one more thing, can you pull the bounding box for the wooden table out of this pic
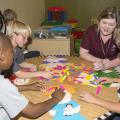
[18,56,118,120]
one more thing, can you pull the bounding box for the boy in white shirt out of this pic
[0,32,65,120]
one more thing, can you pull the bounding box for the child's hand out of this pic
[79,91,98,104]
[51,88,65,101]
[29,64,37,72]
[39,72,53,79]
[28,82,46,91]
[93,61,104,70]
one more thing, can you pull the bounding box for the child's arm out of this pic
[14,70,52,79]
[79,91,120,114]
[19,62,37,72]
[16,82,46,92]
[21,88,65,118]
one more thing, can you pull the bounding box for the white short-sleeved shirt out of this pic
[0,75,29,120]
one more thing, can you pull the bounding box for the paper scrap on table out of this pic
[43,56,67,63]
[96,86,102,95]
[14,78,30,85]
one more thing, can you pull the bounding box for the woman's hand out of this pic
[79,91,98,104]
[93,60,104,70]
[102,59,112,69]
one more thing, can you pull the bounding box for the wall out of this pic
[0,0,45,29]
[45,0,120,30]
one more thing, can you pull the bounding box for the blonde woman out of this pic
[80,7,120,70]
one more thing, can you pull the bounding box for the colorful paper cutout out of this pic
[40,57,120,89]
[49,92,86,120]
[43,56,67,63]
[94,70,119,78]
[102,83,111,87]
[96,86,102,95]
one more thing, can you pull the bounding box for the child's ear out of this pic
[0,51,5,62]
[12,33,17,37]
[10,33,15,39]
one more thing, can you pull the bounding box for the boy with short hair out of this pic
[0,32,65,119]
[6,20,52,79]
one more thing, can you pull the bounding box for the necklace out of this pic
[100,37,111,58]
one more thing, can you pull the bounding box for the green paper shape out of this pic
[94,70,119,78]
[102,83,112,87]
